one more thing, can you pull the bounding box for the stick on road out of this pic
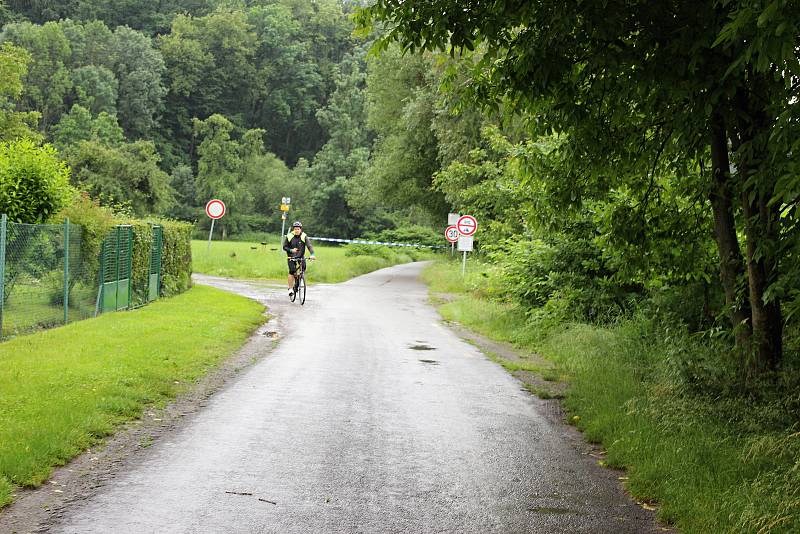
[54,262,659,533]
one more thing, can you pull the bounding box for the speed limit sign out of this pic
[445,225,459,243]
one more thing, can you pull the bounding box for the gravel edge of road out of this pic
[0,300,280,534]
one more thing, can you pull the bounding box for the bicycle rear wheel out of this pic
[299,274,306,305]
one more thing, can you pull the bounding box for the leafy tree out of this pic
[68,139,174,216]
[51,104,124,152]
[354,45,447,222]
[0,21,72,130]
[0,42,39,140]
[0,137,72,223]
[167,164,196,220]
[108,26,165,139]
[69,65,118,115]
[3,0,79,23]
[307,52,370,237]
[246,2,324,164]
[158,11,256,164]
[357,0,800,377]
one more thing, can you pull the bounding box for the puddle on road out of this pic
[418,359,440,365]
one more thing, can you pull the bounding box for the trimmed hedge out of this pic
[58,196,192,305]
[115,218,192,304]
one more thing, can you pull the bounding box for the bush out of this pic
[157,219,192,296]
[56,193,116,286]
[0,138,73,223]
[114,217,192,300]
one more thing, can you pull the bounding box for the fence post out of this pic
[126,226,133,309]
[63,218,70,325]
[0,214,6,339]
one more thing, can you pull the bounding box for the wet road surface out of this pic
[53,262,659,533]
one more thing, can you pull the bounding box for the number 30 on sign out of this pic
[445,225,459,243]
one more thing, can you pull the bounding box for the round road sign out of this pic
[205,199,226,219]
[457,215,477,236]
[445,225,459,243]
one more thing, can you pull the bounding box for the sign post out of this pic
[445,225,459,258]
[456,215,478,275]
[205,199,226,251]
[280,196,291,240]
[448,213,459,256]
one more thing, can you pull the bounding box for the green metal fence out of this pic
[149,225,163,303]
[0,216,165,340]
[0,215,96,338]
[98,225,133,313]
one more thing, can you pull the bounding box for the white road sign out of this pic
[445,225,459,243]
[448,212,460,225]
[457,215,477,236]
[457,236,474,251]
[205,199,226,219]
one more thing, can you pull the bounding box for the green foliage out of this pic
[69,64,118,115]
[358,0,800,373]
[427,259,800,532]
[352,45,447,220]
[55,192,115,284]
[0,42,39,140]
[68,139,174,216]
[51,104,124,151]
[156,218,192,296]
[0,138,72,223]
[0,20,73,130]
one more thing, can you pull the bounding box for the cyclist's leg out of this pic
[287,259,296,293]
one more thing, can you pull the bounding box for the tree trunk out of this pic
[709,110,751,361]
[732,83,783,377]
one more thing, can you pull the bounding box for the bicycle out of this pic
[289,257,313,305]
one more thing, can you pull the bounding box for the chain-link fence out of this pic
[0,216,165,339]
[0,215,96,338]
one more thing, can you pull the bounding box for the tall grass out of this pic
[425,260,800,533]
[0,285,264,507]
[192,240,434,283]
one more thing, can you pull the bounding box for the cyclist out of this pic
[283,221,315,298]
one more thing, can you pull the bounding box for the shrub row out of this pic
[58,197,192,304]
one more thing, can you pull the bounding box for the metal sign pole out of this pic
[207,218,215,251]
[462,251,467,276]
[281,217,286,242]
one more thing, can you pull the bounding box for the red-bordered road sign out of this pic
[205,199,226,219]
[445,225,459,243]
[457,215,477,236]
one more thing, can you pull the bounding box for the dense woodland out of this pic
[2,1,800,529]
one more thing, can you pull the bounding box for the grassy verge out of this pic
[0,285,265,508]
[423,260,800,533]
[192,240,435,282]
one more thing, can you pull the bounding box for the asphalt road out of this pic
[53,262,659,533]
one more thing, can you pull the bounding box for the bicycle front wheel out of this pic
[299,274,306,305]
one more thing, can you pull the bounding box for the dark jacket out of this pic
[283,231,314,259]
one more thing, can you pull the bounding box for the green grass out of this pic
[2,282,96,337]
[0,285,265,507]
[424,260,800,533]
[193,240,434,282]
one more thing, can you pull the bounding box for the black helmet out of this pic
[292,221,303,228]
